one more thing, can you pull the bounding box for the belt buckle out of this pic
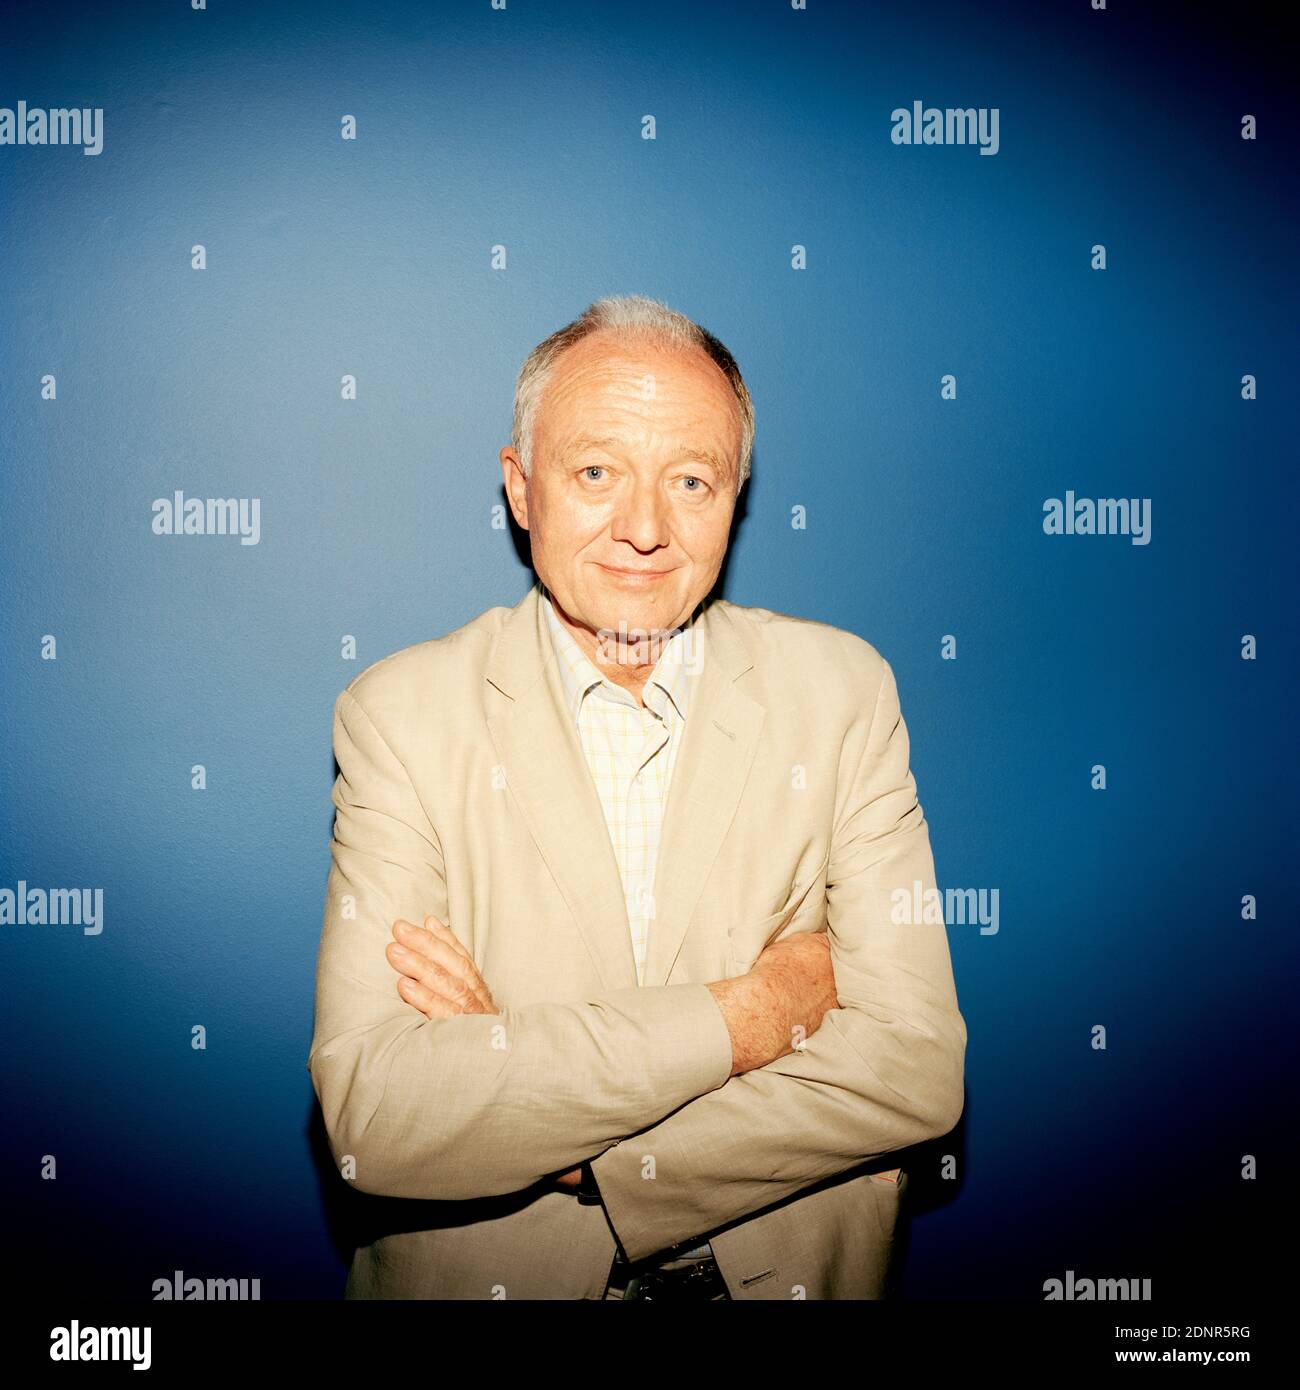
[617,1255,726,1301]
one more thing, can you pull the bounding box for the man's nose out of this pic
[610,478,670,552]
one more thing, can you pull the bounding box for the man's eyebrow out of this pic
[557,433,734,478]
[556,433,623,466]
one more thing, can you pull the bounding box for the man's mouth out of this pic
[596,563,673,582]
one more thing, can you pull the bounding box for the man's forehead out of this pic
[553,430,736,479]
[548,337,737,418]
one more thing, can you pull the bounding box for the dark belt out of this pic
[604,1251,731,1301]
[560,1165,731,1299]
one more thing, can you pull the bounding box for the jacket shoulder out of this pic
[334,602,511,723]
[719,599,891,690]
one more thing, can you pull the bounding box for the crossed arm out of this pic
[308,661,966,1261]
[380,911,838,1193]
[586,661,967,1259]
[311,687,758,1201]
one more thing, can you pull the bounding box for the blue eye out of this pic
[584,466,605,480]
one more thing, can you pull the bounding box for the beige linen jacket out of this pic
[307,579,966,1300]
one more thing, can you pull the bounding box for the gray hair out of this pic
[511,294,754,488]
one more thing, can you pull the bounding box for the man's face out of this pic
[500,331,743,652]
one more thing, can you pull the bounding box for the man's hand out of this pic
[707,930,839,1077]
[548,934,839,1193]
[386,916,498,1018]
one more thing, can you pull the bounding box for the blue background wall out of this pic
[2,0,1294,1301]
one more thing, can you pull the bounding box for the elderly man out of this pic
[307,294,966,1300]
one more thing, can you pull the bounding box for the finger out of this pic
[396,973,463,1020]
[424,916,475,964]
[385,938,479,1003]
[386,941,495,1015]
[390,918,476,982]
[391,917,470,964]
[396,963,494,1018]
[391,919,493,1010]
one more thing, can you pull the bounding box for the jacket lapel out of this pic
[641,597,763,986]
[485,579,764,992]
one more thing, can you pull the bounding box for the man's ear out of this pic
[499,446,530,530]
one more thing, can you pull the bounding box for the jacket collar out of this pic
[537,580,704,723]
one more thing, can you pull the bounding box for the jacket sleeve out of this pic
[306,686,734,1201]
[588,657,967,1263]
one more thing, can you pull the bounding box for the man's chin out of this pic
[585,601,686,658]
[590,603,677,638]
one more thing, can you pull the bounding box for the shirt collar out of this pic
[539,582,704,724]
